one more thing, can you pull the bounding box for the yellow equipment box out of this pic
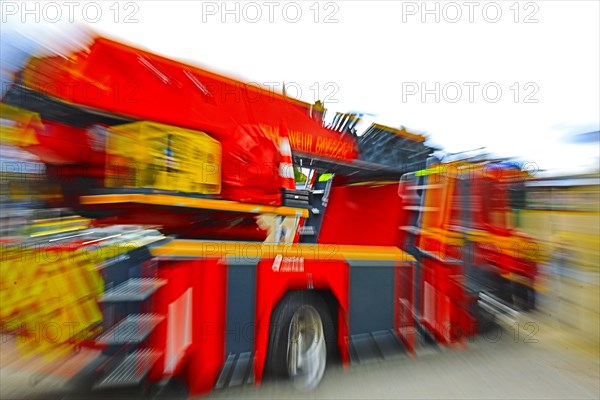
[0,103,42,147]
[106,121,221,194]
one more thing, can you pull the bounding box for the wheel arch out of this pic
[263,288,338,386]
[253,259,350,384]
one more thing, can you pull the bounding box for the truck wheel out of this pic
[266,291,334,391]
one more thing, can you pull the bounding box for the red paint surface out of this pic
[186,258,227,395]
[26,120,94,165]
[20,37,359,205]
[147,259,189,381]
[419,257,475,345]
[147,258,227,396]
[93,210,269,241]
[253,258,349,383]
[318,182,403,246]
[23,39,358,160]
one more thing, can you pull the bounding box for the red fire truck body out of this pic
[0,35,539,397]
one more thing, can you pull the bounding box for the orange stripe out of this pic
[151,240,415,262]
[80,194,309,217]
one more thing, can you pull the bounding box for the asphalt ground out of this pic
[204,313,599,400]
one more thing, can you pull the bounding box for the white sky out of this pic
[2,0,599,174]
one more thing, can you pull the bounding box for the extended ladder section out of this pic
[358,124,434,172]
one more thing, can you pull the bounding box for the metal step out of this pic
[214,352,254,389]
[95,314,164,345]
[99,278,166,303]
[215,354,236,389]
[349,330,407,364]
[93,349,162,390]
[371,330,407,360]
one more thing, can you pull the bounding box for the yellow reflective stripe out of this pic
[151,240,415,262]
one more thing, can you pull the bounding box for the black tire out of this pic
[266,291,336,390]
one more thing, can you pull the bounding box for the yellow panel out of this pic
[0,103,42,147]
[0,243,106,360]
[106,121,222,194]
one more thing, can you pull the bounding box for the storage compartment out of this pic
[105,121,221,194]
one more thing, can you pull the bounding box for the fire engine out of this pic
[0,35,539,397]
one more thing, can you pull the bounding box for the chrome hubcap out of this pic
[287,305,326,390]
